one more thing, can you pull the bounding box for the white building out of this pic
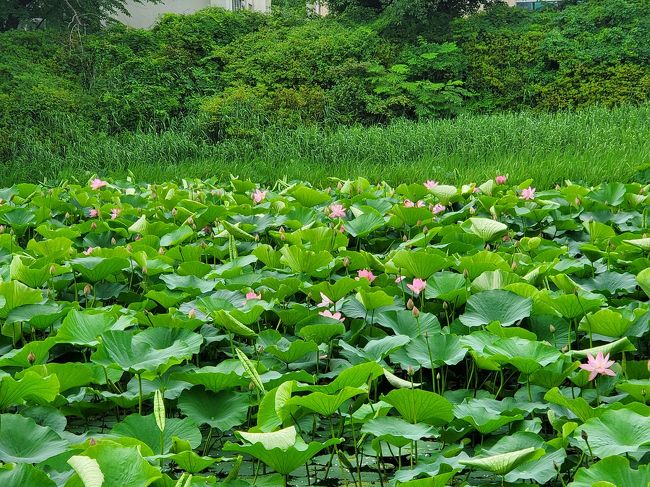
[116,0,271,29]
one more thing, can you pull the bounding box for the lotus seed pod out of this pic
[406,298,414,310]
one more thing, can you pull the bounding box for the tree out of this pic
[0,0,160,32]
[325,0,494,39]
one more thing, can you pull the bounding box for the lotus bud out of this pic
[463,269,469,279]
[422,226,428,234]
[416,220,422,227]
[0,225,5,234]
[111,237,117,246]
[279,227,286,241]
[200,240,207,249]
[126,244,132,253]
[248,382,255,391]
[511,261,517,270]
[402,235,408,242]
[549,324,556,334]
[254,234,260,241]
[342,256,350,267]
[406,365,414,376]
[83,284,93,295]
[89,438,97,446]
[406,298,414,310]
[49,264,56,275]
[65,212,70,220]
[337,182,343,190]
[486,244,491,251]
[27,351,36,364]
[90,222,97,230]
[202,225,211,234]
[151,191,157,200]
[188,309,197,319]
[320,354,328,360]
[561,345,568,353]
[436,372,441,381]
[257,345,265,354]
[142,266,148,275]
[443,301,448,310]
[575,198,581,206]
[581,430,588,441]
[171,208,177,216]
[412,306,420,318]
[159,247,165,255]
[469,207,476,215]
[503,234,511,242]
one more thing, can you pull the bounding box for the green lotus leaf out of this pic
[375,310,441,338]
[224,426,342,475]
[569,455,650,487]
[302,362,384,394]
[297,323,346,344]
[112,413,201,454]
[460,290,532,327]
[456,251,510,280]
[6,302,68,329]
[159,225,193,247]
[637,267,650,299]
[285,386,368,416]
[0,414,67,463]
[588,182,627,206]
[461,217,508,242]
[0,371,59,408]
[486,337,561,375]
[279,246,333,276]
[65,444,161,487]
[165,450,220,473]
[56,309,133,346]
[171,362,248,393]
[178,388,249,431]
[578,308,633,338]
[265,338,318,363]
[340,335,410,363]
[569,336,636,359]
[9,256,51,288]
[355,289,395,311]
[70,256,130,282]
[67,455,103,487]
[623,237,650,251]
[291,185,331,207]
[405,333,467,367]
[385,249,450,279]
[616,380,650,403]
[213,309,257,337]
[471,270,523,292]
[0,463,56,487]
[0,281,42,319]
[160,273,216,294]
[573,408,650,457]
[343,208,385,237]
[92,328,203,374]
[460,447,544,476]
[361,416,438,446]
[423,271,468,304]
[453,399,524,434]
[382,389,453,425]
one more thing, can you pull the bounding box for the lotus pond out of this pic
[0,176,648,487]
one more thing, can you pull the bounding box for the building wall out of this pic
[116,0,269,29]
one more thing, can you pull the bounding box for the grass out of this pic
[4,104,650,187]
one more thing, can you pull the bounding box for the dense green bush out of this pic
[1,0,649,148]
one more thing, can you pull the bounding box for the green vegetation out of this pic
[4,105,648,187]
[0,176,647,486]
[1,0,649,186]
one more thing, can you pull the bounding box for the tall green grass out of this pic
[5,105,649,187]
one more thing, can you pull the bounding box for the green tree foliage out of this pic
[0,0,159,32]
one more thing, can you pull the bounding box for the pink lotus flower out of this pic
[319,309,344,322]
[91,179,108,190]
[424,180,439,190]
[339,225,346,234]
[521,186,536,200]
[404,199,415,208]
[579,352,616,381]
[407,278,427,296]
[110,208,121,220]
[473,187,481,194]
[328,204,346,218]
[88,208,99,218]
[318,292,333,308]
[245,291,261,301]
[83,247,94,256]
[395,275,406,284]
[252,189,267,204]
[432,204,446,215]
[356,269,376,282]
[495,175,507,185]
